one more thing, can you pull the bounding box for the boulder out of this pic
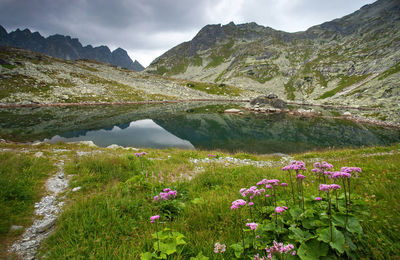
[250,95,287,109]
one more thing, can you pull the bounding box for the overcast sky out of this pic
[0,0,375,67]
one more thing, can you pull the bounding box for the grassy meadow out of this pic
[0,143,399,259]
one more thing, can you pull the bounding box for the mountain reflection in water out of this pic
[46,119,194,149]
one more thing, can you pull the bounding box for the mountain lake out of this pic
[1,102,399,154]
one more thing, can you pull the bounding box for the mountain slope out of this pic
[146,0,400,113]
[0,27,145,71]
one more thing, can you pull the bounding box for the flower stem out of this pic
[328,191,333,242]
[239,210,245,256]
[348,178,351,210]
[301,181,305,211]
[156,221,160,252]
[289,171,295,204]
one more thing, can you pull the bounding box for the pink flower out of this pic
[248,202,254,206]
[135,151,147,157]
[275,206,288,214]
[297,174,306,180]
[265,194,270,198]
[282,160,306,171]
[231,199,247,210]
[315,197,322,201]
[150,215,160,223]
[265,241,296,258]
[319,184,341,192]
[267,179,280,186]
[240,186,263,198]
[257,179,268,185]
[208,154,216,157]
[280,183,288,187]
[154,188,177,201]
[246,222,258,230]
[214,242,226,253]
[265,184,273,189]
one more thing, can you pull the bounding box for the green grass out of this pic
[317,74,370,100]
[190,55,203,67]
[25,143,400,259]
[205,40,235,69]
[183,80,243,96]
[0,64,17,70]
[378,61,400,80]
[284,77,296,100]
[0,152,54,257]
[0,74,52,99]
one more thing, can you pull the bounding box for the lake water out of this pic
[1,103,399,154]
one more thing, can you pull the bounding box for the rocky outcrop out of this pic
[0,26,144,71]
[250,94,287,109]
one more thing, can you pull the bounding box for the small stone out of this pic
[36,218,55,233]
[224,108,241,113]
[343,111,352,116]
[34,152,43,158]
[72,186,81,192]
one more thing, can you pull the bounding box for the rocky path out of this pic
[9,160,70,259]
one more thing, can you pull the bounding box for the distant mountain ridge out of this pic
[146,0,400,102]
[0,26,144,71]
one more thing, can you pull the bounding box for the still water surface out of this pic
[0,103,399,153]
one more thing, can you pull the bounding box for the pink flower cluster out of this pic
[315,197,322,201]
[282,160,306,171]
[231,199,247,210]
[341,166,362,177]
[331,171,351,179]
[213,242,226,253]
[257,179,280,186]
[150,215,160,223]
[135,151,147,157]
[153,188,178,201]
[246,222,258,230]
[311,161,333,175]
[341,166,362,173]
[240,186,265,200]
[265,241,296,259]
[297,174,306,180]
[319,184,341,192]
[253,254,267,260]
[275,206,288,214]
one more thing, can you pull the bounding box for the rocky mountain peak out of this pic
[0,27,144,71]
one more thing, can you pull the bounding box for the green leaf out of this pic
[298,239,329,260]
[332,213,346,228]
[154,241,177,255]
[317,227,345,254]
[140,252,153,260]
[230,243,243,258]
[290,207,303,220]
[289,226,314,242]
[190,251,209,260]
[346,217,363,235]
